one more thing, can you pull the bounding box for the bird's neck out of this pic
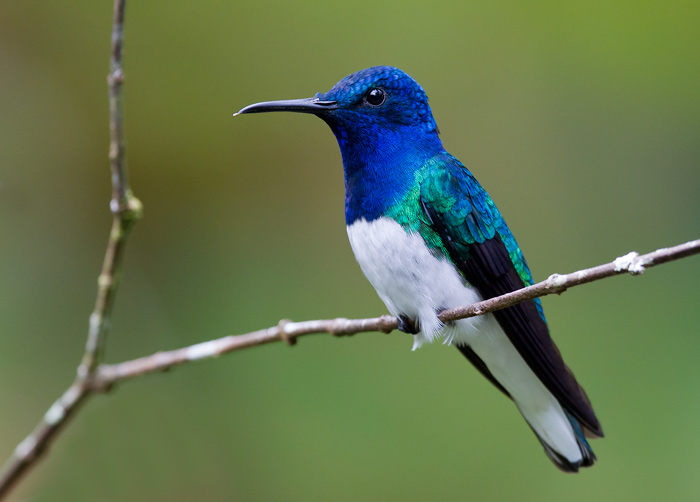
[328,124,443,224]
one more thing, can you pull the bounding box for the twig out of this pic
[81,0,141,376]
[0,0,139,498]
[92,238,700,388]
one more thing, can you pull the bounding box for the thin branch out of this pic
[0,1,139,498]
[92,238,700,389]
[107,0,128,208]
[81,0,141,376]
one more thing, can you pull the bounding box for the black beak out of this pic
[234,97,338,116]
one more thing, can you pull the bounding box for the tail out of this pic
[525,410,600,473]
[453,328,603,472]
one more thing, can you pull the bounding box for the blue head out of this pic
[236,66,445,222]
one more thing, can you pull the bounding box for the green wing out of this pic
[418,152,602,437]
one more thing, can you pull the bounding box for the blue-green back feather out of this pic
[409,152,544,319]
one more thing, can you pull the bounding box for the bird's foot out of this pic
[397,315,419,334]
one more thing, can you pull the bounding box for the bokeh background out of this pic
[2,1,700,501]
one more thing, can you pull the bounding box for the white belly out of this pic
[346,217,583,463]
[347,216,484,349]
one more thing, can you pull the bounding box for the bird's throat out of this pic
[329,123,443,224]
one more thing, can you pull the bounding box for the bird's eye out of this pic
[365,88,386,107]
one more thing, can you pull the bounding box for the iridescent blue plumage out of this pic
[317,67,442,224]
[236,65,602,472]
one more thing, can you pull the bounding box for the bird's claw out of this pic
[397,315,419,334]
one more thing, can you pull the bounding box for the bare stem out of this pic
[81,0,142,375]
[0,0,140,498]
[93,238,700,388]
[0,383,89,499]
[108,0,128,208]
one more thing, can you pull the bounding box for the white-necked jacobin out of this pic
[235,66,603,472]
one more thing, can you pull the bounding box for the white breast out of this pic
[346,216,484,349]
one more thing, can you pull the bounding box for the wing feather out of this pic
[420,153,602,437]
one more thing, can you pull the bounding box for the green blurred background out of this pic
[1,1,699,500]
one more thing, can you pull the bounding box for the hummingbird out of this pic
[235,66,603,471]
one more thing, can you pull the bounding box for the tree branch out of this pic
[92,237,700,389]
[81,0,141,376]
[0,0,139,498]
